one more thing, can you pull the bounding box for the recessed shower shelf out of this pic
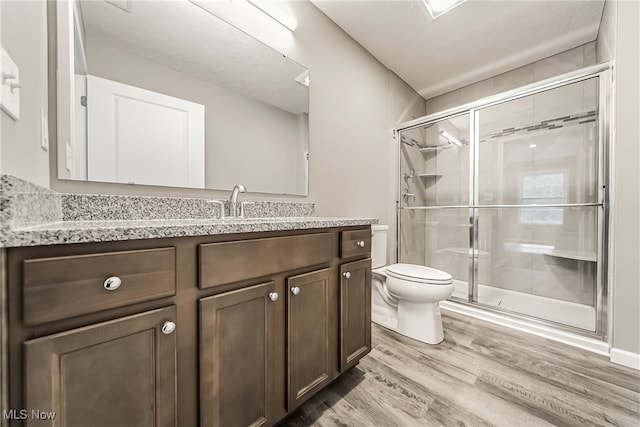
[419,146,451,154]
[419,173,443,179]
[542,250,597,262]
[419,147,439,153]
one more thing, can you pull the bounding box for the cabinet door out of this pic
[340,258,372,371]
[24,306,177,427]
[200,281,278,427]
[287,268,332,410]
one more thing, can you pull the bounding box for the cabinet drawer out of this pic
[340,229,371,259]
[199,233,332,289]
[23,247,176,325]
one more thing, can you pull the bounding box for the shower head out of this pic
[401,135,421,147]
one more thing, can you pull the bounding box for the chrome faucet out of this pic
[229,184,247,217]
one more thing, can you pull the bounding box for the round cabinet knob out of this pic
[356,240,366,248]
[103,276,122,291]
[291,286,300,296]
[268,292,279,302]
[343,272,351,279]
[161,321,176,335]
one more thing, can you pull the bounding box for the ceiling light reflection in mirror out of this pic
[422,0,466,19]
[191,0,295,50]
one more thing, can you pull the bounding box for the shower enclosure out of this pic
[395,64,610,338]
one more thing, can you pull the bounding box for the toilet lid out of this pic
[385,263,453,284]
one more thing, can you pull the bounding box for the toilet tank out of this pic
[371,225,389,268]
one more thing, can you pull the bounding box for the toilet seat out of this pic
[385,263,452,285]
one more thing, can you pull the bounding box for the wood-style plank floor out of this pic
[281,310,640,427]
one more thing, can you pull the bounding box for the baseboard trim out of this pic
[440,300,610,356]
[610,348,640,370]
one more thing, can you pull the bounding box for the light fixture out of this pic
[246,0,297,31]
[422,0,466,19]
[440,130,462,147]
[529,144,537,148]
[295,70,310,87]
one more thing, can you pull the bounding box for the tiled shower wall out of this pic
[426,42,596,114]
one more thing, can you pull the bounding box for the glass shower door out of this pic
[473,77,602,331]
[398,113,471,299]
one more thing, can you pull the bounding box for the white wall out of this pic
[597,0,640,360]
[0,0,50,187]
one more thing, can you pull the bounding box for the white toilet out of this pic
[371,225,454,344]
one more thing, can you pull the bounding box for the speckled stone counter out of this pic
[3,217,377,247]
[61,194,226,221]
[0,175,377,247]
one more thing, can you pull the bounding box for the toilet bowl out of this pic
[372,266,398,330]
[370,225,454,345]
[385,263,453,344]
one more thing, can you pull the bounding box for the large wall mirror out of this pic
[55,0,309,195]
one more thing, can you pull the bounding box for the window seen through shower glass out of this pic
[477,78,598,206]
[399,112,470,207]
[520,172,567,224]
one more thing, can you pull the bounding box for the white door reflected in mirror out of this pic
[86,75,205,188]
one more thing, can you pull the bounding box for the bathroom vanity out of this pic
[0,178,375,426]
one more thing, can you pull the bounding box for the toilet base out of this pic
[396,300,445,344]
[372,303,398,330]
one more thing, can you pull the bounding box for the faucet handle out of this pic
[401,188,416,203]
[208,200,226,219]
[240,201,255,218]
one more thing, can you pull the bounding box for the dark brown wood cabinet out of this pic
[340,258,372,372]
[4,226,371,427]
[24,306,177,427]
[340,229,372,259]
[199,281,278,427]
[287,268,333,410]
[22,247,176,325]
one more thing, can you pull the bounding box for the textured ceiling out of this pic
[79,0,309,114]
[311,0,605,99]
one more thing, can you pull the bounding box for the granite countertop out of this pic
[0,175,377,248]
[3,216,377,247]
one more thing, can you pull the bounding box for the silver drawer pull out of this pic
[343,272,351,279]
[356,240,365,248]
[161,321,176,335]
[291,286,300,296]
[268,292,279,302]
[103,276,122,291]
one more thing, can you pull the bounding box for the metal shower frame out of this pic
[393,62,613,340]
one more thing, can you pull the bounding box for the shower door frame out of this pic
[395,63,612,340]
